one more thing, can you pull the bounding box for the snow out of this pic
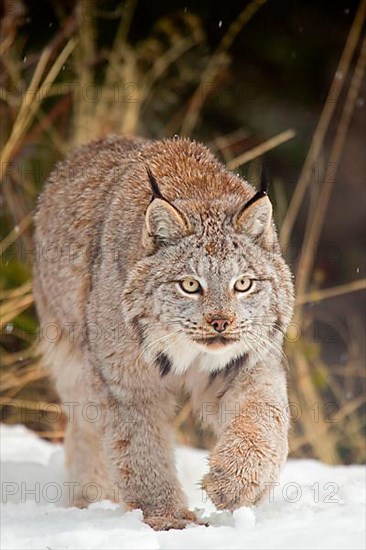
[1,424,365,549]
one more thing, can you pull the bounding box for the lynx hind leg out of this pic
[39,336,113,507]
[63,415,114,508]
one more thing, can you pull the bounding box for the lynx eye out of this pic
[179,277,201,294]
[234,276,253,293]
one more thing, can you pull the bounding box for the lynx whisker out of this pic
[137,330,181,363]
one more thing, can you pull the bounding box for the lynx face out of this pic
[123,187,294,375]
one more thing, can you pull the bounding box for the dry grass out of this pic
[1,1,365,462]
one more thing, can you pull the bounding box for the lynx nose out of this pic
[210,318,231,333]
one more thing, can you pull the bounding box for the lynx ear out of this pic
[144,198,190,243]
[234,194,273,238]
[234,169,274,240]
[143,166,190,248]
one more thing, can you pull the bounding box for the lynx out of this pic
[33,135,294,530]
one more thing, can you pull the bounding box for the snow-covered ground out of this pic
[1,424,365,550]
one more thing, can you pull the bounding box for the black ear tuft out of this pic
[239,166,269,214]
[146,166,164,200]
[260,167,269,194]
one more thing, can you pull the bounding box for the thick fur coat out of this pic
[33,135,294,530]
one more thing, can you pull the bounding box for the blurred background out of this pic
[1,0,365,464]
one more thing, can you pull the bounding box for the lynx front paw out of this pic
[202,431,287,510]
[201,464,266,510]
[144,509,207,531]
